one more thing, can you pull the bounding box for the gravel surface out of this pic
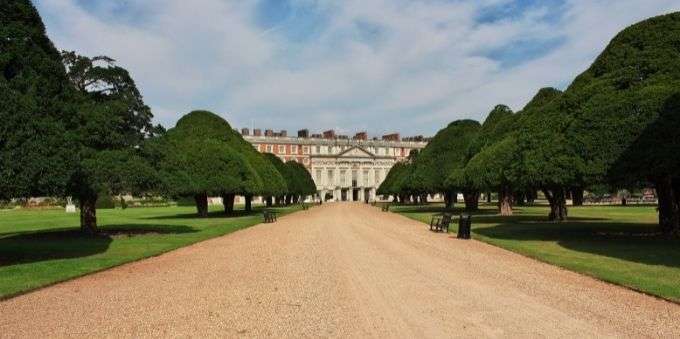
[1,203,679,338]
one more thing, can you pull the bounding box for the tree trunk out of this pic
[79,195,98,233]
[499,185,513,216]
[245,194,253,212]
[194,193,208,217]
[543,188,567,221]
[463,191,479,211]
[655,175,680,236]
[571,187,584,206]
[222,193,235,215]
[527,190,536,204]
[486,191,492,203]
[444,191,455,210]
[621,197,627,206]
[265,196,272,207]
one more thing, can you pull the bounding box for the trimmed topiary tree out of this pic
[411,120,481,209]
[562,12,680,234]
[156,111,262,217]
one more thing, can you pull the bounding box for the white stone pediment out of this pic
[337,146,374,158]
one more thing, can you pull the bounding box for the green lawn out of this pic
[0,204,300,299]
[392,203,680,302]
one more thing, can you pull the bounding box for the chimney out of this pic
[253,129,262,137]
[323,130,336,139]
[382,133,400,141]
[297,129,309,138]
[353,132,368,141]
[280,130,287,137]
[265,129,274,137]
[241,128,250,136]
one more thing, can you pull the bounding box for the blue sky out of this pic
[34,0,680,137]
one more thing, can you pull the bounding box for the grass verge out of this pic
[0,204,300,299]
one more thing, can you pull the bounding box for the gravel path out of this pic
[1,203,679,338]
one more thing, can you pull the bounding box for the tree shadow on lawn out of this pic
[473,220,680,269]
[0,224,197,267]
[145,208,270,220]
[394,205,499,215]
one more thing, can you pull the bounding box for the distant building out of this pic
[242,128,428,202]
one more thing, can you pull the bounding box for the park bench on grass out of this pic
[263,209,278,223]
[381,204,390,212]
[301,203,309,210]
[430,213,453,232]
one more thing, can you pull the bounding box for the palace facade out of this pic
[242,128,428,202]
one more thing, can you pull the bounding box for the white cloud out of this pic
[35,0,680,136]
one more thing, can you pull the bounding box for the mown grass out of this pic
[0,204,300,299]
[391,203,680,302]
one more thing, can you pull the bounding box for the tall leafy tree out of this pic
[61,52,158,232]
[511,87,582,221]
[0,0,76,201]
[284,161,317,204]
[411,120,481,209]
[156,111,263,217]
[563,12,680,234]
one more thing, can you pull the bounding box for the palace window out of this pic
[363,170,369,186]
[340,170,346,185]
[278,145,285,154]
[302,146,309,154]
[316,169,322,182]
[291,145,298,154]
[328,169,334,185]
[315,145,320,154]
[303,158,309,164]
[266,145,273,153]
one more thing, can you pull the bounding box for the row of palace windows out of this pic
[313,168,384,186]
[258,143,411,157]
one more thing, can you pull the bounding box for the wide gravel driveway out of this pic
[1,203,679,338]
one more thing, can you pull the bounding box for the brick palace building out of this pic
[241,128,428,202]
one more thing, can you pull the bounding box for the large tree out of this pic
[0,2,157,233]
[156,111,263,217]
[458,105,518,215]
[511,87,583,221]
[563,12,680,234]
[284,161,317,204]
[411,120,481,209]
[61,52,158,232]
[0,1,76,201]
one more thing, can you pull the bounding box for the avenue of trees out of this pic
[0,1,316,232]
[380,12,680,235]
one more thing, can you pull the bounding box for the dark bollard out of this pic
[458,214,471,239]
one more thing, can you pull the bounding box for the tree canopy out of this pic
[561,12,680,232]
[410,120,481,197]
[0,0,77,200]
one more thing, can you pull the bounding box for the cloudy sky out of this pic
[34,0,680,137]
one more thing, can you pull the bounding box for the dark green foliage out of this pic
[410,120,481,194]
[561,12,680,232]
[263,153,290,193]
[284,161,317,197]
[263,153,316,201]
[157,111,261,198]
[377,162,411,196]
[0,0,77,199]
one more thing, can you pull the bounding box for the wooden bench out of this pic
[381,204,390,212]
[430,213,453,232]
[263,209,278,223]
[301,203,309,210]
